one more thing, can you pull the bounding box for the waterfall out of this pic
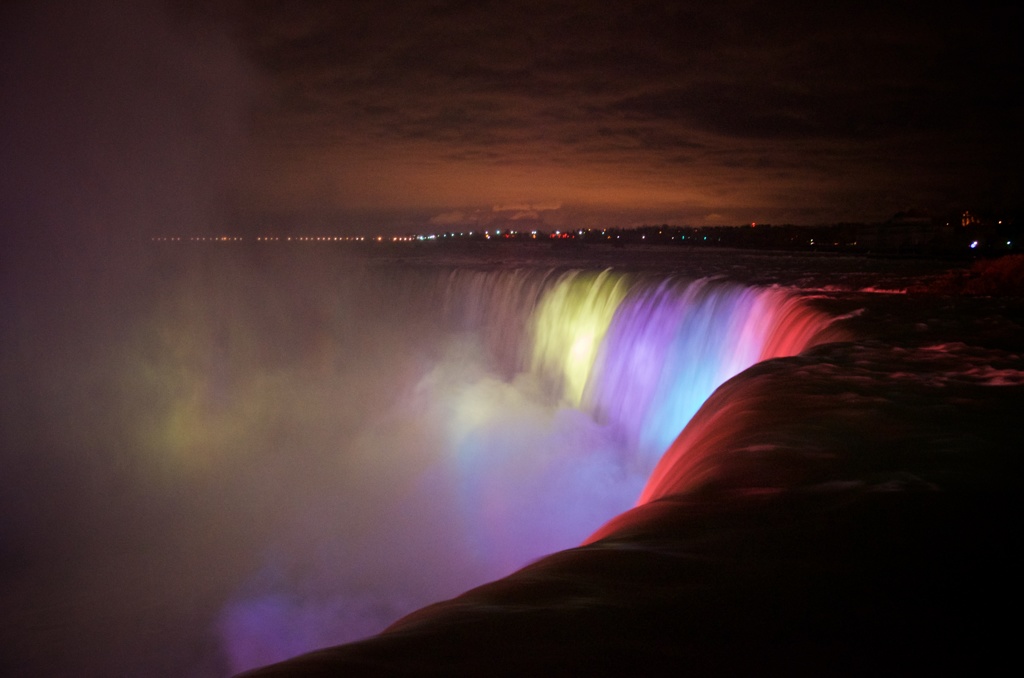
[434,267,841,470]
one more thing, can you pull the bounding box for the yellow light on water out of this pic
[529,270,629,406]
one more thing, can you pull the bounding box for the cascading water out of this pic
[223,253,1024,678]
[213,262,843,672]
[434,267,842,470]
[67,255,842,675]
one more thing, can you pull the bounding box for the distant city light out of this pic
[149,218,1018,254]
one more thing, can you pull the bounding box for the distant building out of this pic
[961,210,981,227]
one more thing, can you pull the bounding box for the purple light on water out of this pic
[587,279,839,465]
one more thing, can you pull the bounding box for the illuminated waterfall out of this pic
[216,263,843,670]
[440,268,840,469]
[529,269,631,406]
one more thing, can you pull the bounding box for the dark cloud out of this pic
[5,0,1021,235]
[228,1,1020,227]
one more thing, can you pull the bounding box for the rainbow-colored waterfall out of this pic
[438,267,840,469]
[213,263,844,669]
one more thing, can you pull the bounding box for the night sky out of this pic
[3,0,1022,240]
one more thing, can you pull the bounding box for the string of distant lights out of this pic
[152,230,669,243]
[151,230,555,243]
[150,222,1016,251]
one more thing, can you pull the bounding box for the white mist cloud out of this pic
[1,0,260,259]
[492,201,563,213]
[489,201,563,223]
[429,210,469,225]
[214,317,645,674]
